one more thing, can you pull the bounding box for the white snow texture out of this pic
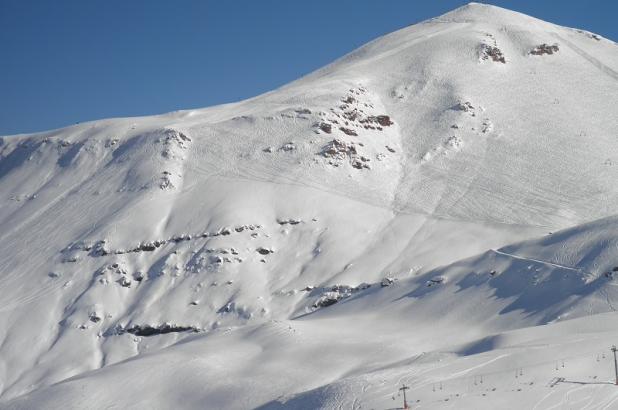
[1,3,618,409]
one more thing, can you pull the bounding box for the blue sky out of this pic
[1,0,616,135]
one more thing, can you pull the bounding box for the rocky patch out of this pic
[115,323,200,337]
[279,142,296,152]
[454,101,476,116]
[186,247,243,273]
[530,43,559,55]
[482,45,506,63]
[95,262,140,288]
[313,87,394,138]
[64,224,262,258]
[480,34,506,63]
[339,127,358,137]
[320,139,370,170]
[318,122,332,134]
[159,170,176,190]
[277,218,302,225]
[426,276,446,287]
[312,283,372,309]
[159,129,191,159]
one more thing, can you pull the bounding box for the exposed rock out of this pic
[481,44,506,63]
[369,115,394,127]
[277,218,302,225]
[139,243,158,252]
[320,139,372,170]
[318,122,332,134]
[426,276,446,287]
[313,294,340,308]
[89,312,102,323]
[339,127,358,136]
[351,159,370,170]
[280,142,296,152]
[105,138,119,148]
[530,43,559,55]
[454,101,475,113]
[312,283,371,309]
[118,324,199,337]
[445,135,463,149]
[321,139,357,160]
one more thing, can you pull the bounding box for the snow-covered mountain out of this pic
[1,3,618,409]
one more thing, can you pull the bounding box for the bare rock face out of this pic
[339,127,358,136]
[312,283,372,309]
[313,86,394,137]
[481,44,506,63]
[116,324,199,337]
[320,139,372,170]
[374,115,394,127]
[321,139,357,160]
[318,122,332,134]
[530,43,559,55]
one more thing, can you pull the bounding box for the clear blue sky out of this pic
[1,0,616,135]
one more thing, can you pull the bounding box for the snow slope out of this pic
[0,3,617,409]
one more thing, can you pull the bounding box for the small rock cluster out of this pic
[530,43,560,56]
[426,276,446,287]
[312,283,371,308]
[186,247,243,273]
[160,170,175,190]
[96,263,141,288]
[277,218,302,225]
[64,224,262,258]
[313,87,394,138]
[320,139,371,169]
[603,266,618,279]
[115,323,199,337]
[159,129,191,156]
[480,34,506,64]
[454,101,476,116]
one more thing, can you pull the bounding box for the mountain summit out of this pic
[1,4,618,409]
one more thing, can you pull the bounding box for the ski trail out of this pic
[599,394,618,410]
[491,249,584,273]
[553,33,618,82]
[599,288,617,312]
[447,354,511,379]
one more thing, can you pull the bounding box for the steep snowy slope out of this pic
[5,216,618,409]
[0,2,617,409]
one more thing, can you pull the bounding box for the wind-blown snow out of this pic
[1,3,617,409]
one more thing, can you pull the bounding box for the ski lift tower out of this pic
[612,345,618,386]
[399,384,410,409]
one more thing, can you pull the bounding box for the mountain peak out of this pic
[436,2,546,27]
[1,3,618,409]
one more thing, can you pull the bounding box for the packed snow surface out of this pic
[1,3,617,409]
